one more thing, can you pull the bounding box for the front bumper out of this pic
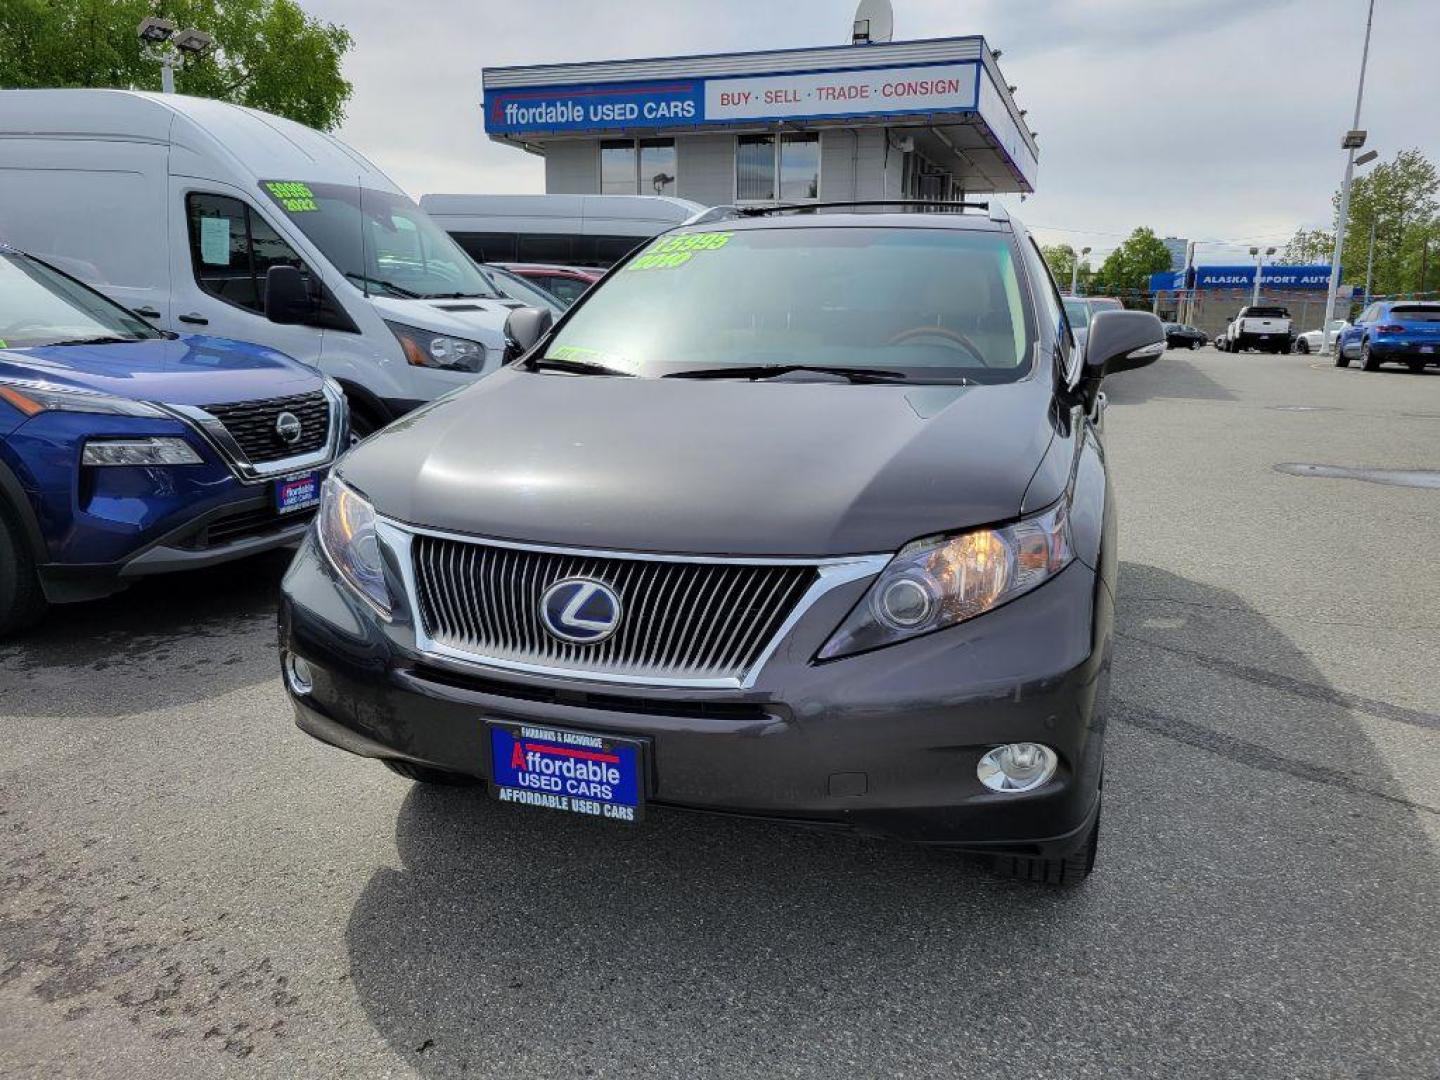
[280,536,1114,853]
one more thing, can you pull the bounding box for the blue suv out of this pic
[0,244,345,634]
[1336,300,1440,371]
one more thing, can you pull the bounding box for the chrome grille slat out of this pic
[410,534,820,683]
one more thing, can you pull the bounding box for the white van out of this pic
[419,193,704,268]
[0,89,528,435]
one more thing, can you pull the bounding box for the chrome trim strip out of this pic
[378,520,889,690]
[160,382,346,485]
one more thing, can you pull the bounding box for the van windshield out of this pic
[537,227,1033,384]
[0,253,163,348]
[262,181,501,300]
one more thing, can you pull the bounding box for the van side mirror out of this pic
[1080,310,1166,405]
[264,265,316,325]
[504,306,553,360]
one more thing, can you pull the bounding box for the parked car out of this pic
[1219,305,1293,353]
[494,263,603,307]
[0,89,524,440]
[1163,323,1207,350]
[1293,319,1349,354]
[477,264,565,317]
[1062,296,1126,354]
[0,243,345,634]
[1335,301,1440,371]
[279,205,1166,885]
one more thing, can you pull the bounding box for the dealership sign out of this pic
[485,62,980,135]
[1149,265,1337,292]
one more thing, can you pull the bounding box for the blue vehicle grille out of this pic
[204,391,330,465]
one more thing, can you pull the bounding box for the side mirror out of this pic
[264,265,316,324]
[504,306,554,359]
[1080,310,1166,404]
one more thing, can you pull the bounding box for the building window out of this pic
[600,139,677,195]
[735,132,820,202]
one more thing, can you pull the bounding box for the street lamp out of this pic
[137,17,214,94]
[1070,246,1091,296]
[1250,245,1276,307]
[1321,0,1376,355]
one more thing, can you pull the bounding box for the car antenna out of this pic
[357,176,369,299]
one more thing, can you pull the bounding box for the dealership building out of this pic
[480,35,1038,207]
[1149,264,1352,337]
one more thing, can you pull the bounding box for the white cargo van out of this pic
[0,89,527,435]
[419,193,704,268]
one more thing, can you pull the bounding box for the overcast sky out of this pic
[304,0,1439,264]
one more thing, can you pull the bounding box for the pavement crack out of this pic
[1117,630,1440,732]
[1111,700,1439,817]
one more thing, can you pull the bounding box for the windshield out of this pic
[478,264,564,316]
[1063,298,1091,329]
[539,227,1033,383]
[262,181,501,300]
[0,254,163,348]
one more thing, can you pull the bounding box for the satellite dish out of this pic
[851,0,894,44]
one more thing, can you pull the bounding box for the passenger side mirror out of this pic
[504,306,554,359]
[1080,310,1166,405]
[264,265,316,325]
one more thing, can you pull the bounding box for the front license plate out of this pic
[274,471,320,514]
[488,721,645,824]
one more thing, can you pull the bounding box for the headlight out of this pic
[82,437,202,466]
[0,379,166,417]
[385,322,487,373]
[817,502,1074,660]
[316,477,391,616]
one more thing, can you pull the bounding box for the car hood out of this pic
[341,368,1057,557]
[0,334,320,407]
[366,295,521,349]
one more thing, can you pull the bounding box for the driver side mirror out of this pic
[503,306,554,360]
[1080,309,1166,405]
[264,265,317,325]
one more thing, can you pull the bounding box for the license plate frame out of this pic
[487,720,647,824]
[274,470,321,514]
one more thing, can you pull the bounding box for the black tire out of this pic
[346,395,386,446]
[1362,340,1381,372]
[1296,339,1310,354]
[383,759,482,786]
[1334,341,1351,367]
[0,506,48,637]
[1189,340,1200,350]
[991,801,1101,886]
[1407,359,1426,373]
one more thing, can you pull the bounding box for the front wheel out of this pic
[1334,342,1351,367]
[1408,359,1426,373]
[1295,339,1310,354]
[346,395,387,447]
[1190,340,1200,350]
[1362,341,1382,372]
[992,801,1100,886]
[0,508,48,638]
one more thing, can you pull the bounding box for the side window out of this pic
[186,193,305,314]
[545,277,589,305]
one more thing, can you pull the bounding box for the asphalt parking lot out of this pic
[3,347,1439,1079]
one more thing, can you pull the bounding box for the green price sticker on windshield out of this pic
[265,180,318,212]
[626,231,732,272]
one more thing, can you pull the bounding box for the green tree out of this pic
[1041,243,1076,284]
[0,0,353,131]
[1332,148,1439,295]
[1090,227,1172,298]
[1277,227,1334,266]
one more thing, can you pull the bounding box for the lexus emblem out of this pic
[539,578,621,644]
[275,411,303,445]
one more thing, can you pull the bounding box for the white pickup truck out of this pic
[1220,306,1294,354]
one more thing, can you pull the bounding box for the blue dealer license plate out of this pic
[489,722,644,823]
[274,471,320,514]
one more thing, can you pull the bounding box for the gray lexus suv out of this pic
[278,203,1164,885]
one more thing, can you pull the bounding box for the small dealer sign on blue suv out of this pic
[279,201,1165,886]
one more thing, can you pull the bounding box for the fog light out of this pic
[284,653,314,696]
[977,742,1057,793]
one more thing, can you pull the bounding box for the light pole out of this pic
[1320,0,1376,355]
[138,17,214,93]
[1070,246,1091,296]
[1250,246,1276,307]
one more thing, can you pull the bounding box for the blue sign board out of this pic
[486,79,703,133]
[1149,265,1336,292]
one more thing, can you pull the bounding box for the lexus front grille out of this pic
[411,533,820,683]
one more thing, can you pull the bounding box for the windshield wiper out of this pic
[46,336,141,347]
[526,355,635,377]
[418,290,502,300]
[345,272,422,299]
[663,363,910,384]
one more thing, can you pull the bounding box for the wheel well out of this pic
[333,380,393,426]
[0,457,47,564]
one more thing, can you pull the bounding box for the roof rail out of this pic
[732,199,993,217]
[681,204,745,226]
[988,202,1010,223]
